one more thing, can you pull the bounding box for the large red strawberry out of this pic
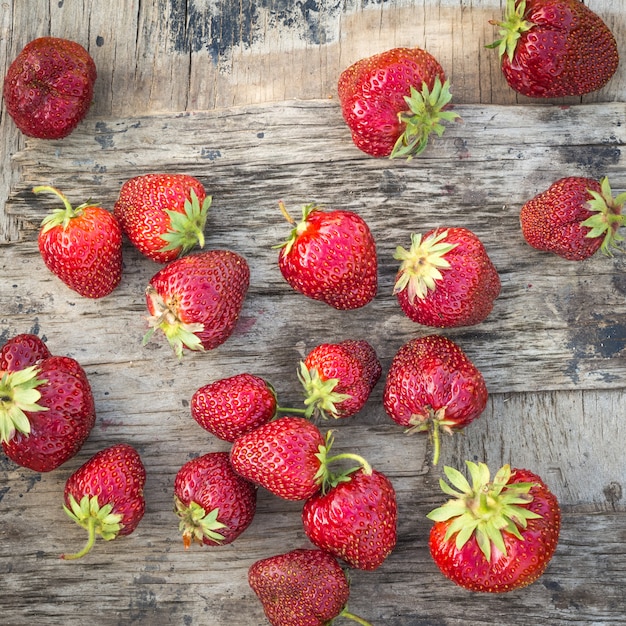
[393,227,500,327]
[338,47,459,158]
[277,203,377,310]
[174,452,257,548]
[298,340,381,419]
[61,443,146,560]
[144,249,250,358]
[488,0,619,98]
[383,335,488,465]
[249,548,373,626]
[0,334,95,472]
[427,461,561,592]
[34,186,123,298]
[114,173,211,263]
[520,176,625,260]
[302,462,397,571]
[3,37,97,139]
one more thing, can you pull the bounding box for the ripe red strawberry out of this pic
[114,173,211,263]
[3,37,97,139]
[61,443,146,560]
[427,461,561,592]
[338,47,459,158]
[302,463,398,571]
[174,452,257,548]
[144,249,250,358]
[249,548,373,626]
[34,186,123,298]
[0,334,95,472]
[383,335,487,465]
[520,176,625,260]
[298,339,381,419]
[393,227,500,327]
[191,374,278,442]
[277,203,377,310]
[488,0,619,98]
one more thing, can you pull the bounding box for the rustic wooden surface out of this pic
[1,1,625,625]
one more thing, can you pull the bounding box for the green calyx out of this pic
[160,190,211,256]
[274,201,316,255]
[393,230,457,302]
[391,76,460,160]
[297,361,351,420]
[0,365,48,444]
[427,461,542,563]
[33,185,95,233]
[581,177,626,256]
[174,497,227,549]
[486,0,534,62]
[61,494,124,560]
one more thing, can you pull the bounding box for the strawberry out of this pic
[520,176,625,260]
[114,173,211,263]
[338,47,459,158]
[144,249,250,358]
[298,340,381,419]
[488,0,619,98]
[277,203,377,310]
[34,186,123,298]
[427,461,561,592]
[393,227,500,328]
[249,548,373,626]
[302,461,398,571]
[61,443,146,560]
[383,335,488,465]
[3,37,97,139]
[191,374,279,442]
[0,334,95,472]
[174,452,257,548]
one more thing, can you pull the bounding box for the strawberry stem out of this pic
[33,185,94,233]
[278,200,295,225]
[61,517,97,561]
[340,609,374,626]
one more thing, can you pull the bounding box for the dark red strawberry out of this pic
[488,0,619,98]
[114,173,211,263]
[144,249,250,358]
[338,47,459,158]
[34,186,123,298]
[393,227,500,328]
[61,443,146,560]
[520,176,625,260]
[0,333,51,372]
[3,37,97,139]
[383,335,488,465]
[299,340,381,419]
[277,203,377,310]
[0,335,95,472]
[427,461,561,592]
[174,452,257,548]
[249,548,373,626]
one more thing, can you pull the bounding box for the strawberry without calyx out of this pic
[488,0,619,98]
[427,461,561,592]
[0,334,95,472]
[62,443,146,560]
[3,37,97,139]
[383,335,488,465]
[34,186,123,299]
[174,452,257,548]
[393,227,500,328]
[520,176,625,260]
[277,203,377,310]
[144,249,250,359]
[338,47,459,158]
[114,173,211,263]
[249,549,373,626]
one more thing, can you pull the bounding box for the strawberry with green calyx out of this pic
[61,443,146,560]
[249,548,373,626]
[520,176,625,261]
[34,186,123,299]
[427,461,561,592]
